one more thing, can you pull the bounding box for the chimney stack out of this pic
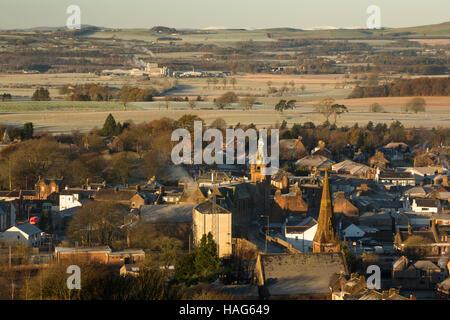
[443,175,449,187]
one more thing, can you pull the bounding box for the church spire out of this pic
[313,170,340,253]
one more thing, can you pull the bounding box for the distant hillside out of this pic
[264,21,450,39]
[3,25,104,32]
[382,21,450,37]
[21,21,447,43]
[150,26,177,34]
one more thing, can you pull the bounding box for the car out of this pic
[374,246,384,254]
[363,247,375,253]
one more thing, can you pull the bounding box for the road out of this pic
[247,221,285,254]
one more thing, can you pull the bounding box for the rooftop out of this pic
[140,204,195,223]
[259,252,347,295]
[10,223,42,235]
[195,200,230,214]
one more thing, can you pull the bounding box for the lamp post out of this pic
[260,215,269,253]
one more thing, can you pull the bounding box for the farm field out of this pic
[0,96,448,133]
[0,72,173,99]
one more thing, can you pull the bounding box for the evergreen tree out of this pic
[194,233,221,280]
[22,122,33,140]
[174,232,221,285]
[174,252,197,284]
[31,87,51,101]
[101,114,118,136]
[38,210,52,233]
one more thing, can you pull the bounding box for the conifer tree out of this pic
[101,114,117,136]
[194,233,221,279]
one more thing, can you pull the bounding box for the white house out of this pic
[377,171,416,186]
[283,216,317,252]
[59,192,83,211]
[0,223,42,247]
[411,198,440,213]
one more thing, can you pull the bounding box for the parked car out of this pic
[374,246,384,254]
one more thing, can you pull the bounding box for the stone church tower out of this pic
[313,171,341,253]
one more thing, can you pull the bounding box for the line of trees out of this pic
[59,84,113,101]
[1,93,12,101]
[348,77,450,98]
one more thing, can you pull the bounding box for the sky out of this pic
[0,0,449,30]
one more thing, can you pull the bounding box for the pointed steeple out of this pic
[313,171,340,252]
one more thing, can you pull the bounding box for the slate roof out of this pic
[178,183,207,203]
[285,217,317,234]
[404,186,427,197]
[55,246,111,254]
[12,223,42,236]
[139,204,195,223]
[93,189,136,201]
[379,171,414,179]
[332,160,369,176]
[409,166,444,176]
[295,155,334,169]
[195,200,230,214]
[414,198,440,208]
[0,190,35,198]
[258,252,348,295]
[413,260,440,271]
[279,138,307,156]
[397,230,437,244]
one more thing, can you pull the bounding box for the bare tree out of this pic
[188,100,196,110]
[313,97,335,122]
[330,104,348,124]
[230,78,237,89]
[404,98,426,114]
[240,97,256,110]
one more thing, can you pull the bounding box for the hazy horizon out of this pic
[0,0,449,30]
